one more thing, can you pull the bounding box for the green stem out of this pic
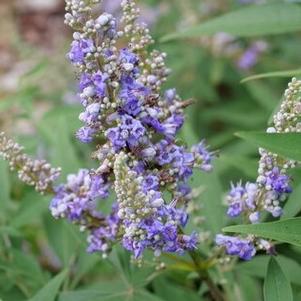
[188,250,226,301]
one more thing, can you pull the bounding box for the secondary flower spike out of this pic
[217,78,301,260]
[0,132,61,193]
[49,0,214,259]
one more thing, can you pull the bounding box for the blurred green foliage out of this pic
[0,0,301,300]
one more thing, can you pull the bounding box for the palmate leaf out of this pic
[28,269,68,301]
[153,277,202,301]
[43,215,83,267]
[236,132,301,162]
[59,250,163,301]
[264,257,293,301]
[223,218,301,247]
[236,255,301,286]
[161,3,301,42]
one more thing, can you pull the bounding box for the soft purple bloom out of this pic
[92,71,108,97]
[79,103,101,123]
[249,211,260,223]
[68,37,94,64]
[226,183,245,217]
[76,127,96,143]
[142,115,164,133]
[191,140,214,172]
[245,182,257,209]
[118,74,150,116]
[265,167,292,194]
[165,88,177,103]
[79,73,93,92]
[161,114,184,139]
[227,201,243,218]
[105,114,146,150]
[87,203,120,253]
[143,174,160,192]
[237,41,267,70]
[119,48,139,65]
[50,170,109,221]
[216,234,256,260]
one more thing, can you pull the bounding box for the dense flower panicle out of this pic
[48,0,215,259]
[113,152,197,258]
[218,78,301,260]
[0,132,61,193]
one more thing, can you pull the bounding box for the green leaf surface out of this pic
[153,277,202,301]
[264,257,293,301]
[59,290,113,301]
[10,193,49,228]
[59,289,164,301]
[43,215,83,267]
[28,269,68,301]
[236,255,301,285]
[241,68,301,83]
[38,114,81,178]
[223,218,301,247]
[282,181,301,219]
[236,132,301,162]
[162,3,301,42]
[192,164,225,234]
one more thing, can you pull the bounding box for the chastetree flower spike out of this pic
[217,77,301,260]
[49,0,214,259]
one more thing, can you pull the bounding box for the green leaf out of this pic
[244,81,278,112]
[10,192,49,228]
[28,269,68,301]
[161,3,301,42]
[219,155,257,179]
[0,226,21,237]
[241,68,301,83]
[43,215,83,267]
[236,274,261,301]
[59,289,164,301]
[223,218,301,247]
[264,257,293,301]
[59,290,113,301]
[153,277,202,301]
[38,114,81,178]
[192,164,225,234]
[236,132,301,162]
[282,181,301,219]
[236,255,301,286]
[109,248,154,288]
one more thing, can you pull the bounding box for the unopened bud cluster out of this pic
[0,132,61,193]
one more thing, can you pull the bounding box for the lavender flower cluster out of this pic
[49,0,214,259]
[216,78,301,260]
